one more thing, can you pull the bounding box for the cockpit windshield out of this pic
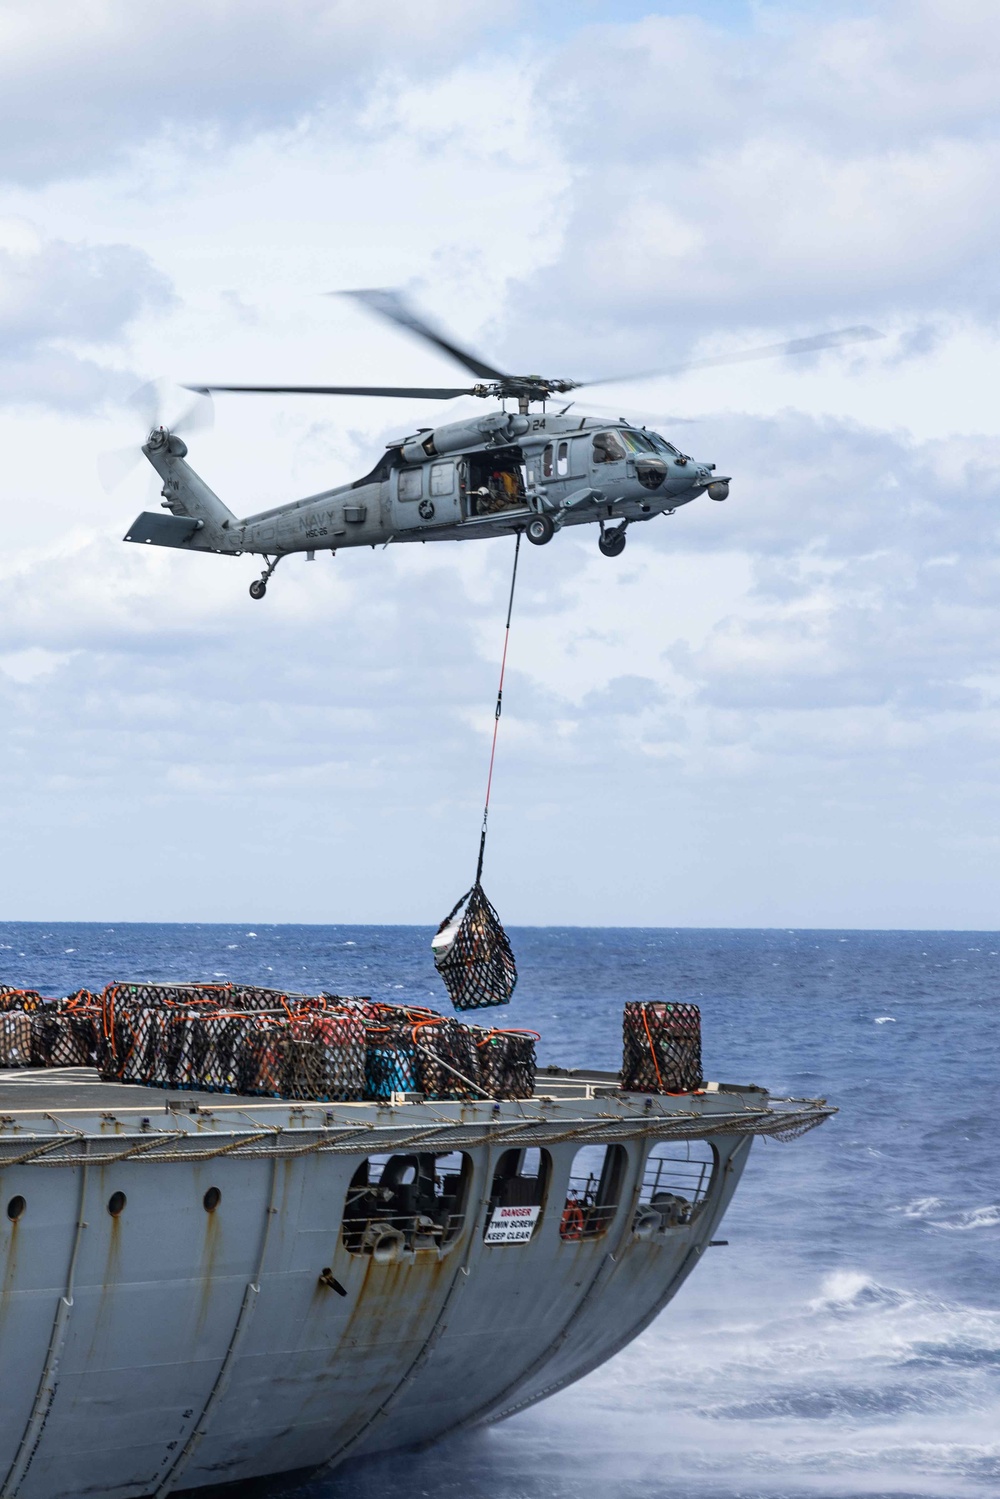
[622,429,680,458]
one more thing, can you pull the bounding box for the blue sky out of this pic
[1,0,1000,927]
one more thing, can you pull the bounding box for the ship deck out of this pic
[0,1066,834,1164]
[0,1063,637,1114]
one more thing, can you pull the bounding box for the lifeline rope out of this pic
[476,531,522,883]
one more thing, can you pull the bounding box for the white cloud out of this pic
[0,0,503,183]
[509,0,1000,375]
[0,223,171,408]
[2,2,1000,926]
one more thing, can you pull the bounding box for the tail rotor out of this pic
[97,380,214,494]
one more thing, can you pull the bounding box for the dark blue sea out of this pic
[1,923,996,1499]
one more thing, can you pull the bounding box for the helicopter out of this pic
[120,290,881,599]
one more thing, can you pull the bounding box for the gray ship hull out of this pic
[0,1068,831,1499]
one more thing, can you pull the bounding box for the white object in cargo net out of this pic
[484,1205,541,1244]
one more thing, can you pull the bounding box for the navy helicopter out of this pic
[118,290,880,599]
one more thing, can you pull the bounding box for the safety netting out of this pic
[432,882,517,1011]
[621,1001,702,1094]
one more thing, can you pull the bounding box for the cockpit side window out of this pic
[592,431,626,464]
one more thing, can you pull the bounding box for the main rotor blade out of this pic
[579,325,884,388]
[184,382,478,400]
[335,288,509,382]
[561,399,701,426]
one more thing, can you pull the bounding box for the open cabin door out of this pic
[465,445,529,519]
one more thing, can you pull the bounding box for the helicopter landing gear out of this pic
[526,514,554,546]
[598,523,627,558]
[250,555,281,600]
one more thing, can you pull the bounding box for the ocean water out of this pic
[1,923,997,1499]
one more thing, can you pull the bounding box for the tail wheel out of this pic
[249,580,267,600]
[599,530,626,558]
[526,515,554,546]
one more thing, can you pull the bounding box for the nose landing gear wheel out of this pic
[249,579,267,600]
[526,514,554,546]
[599,529,627,558]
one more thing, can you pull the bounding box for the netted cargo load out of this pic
[432,882,517,1011]
[103,982,234,1013]
[408,1017,484,1101]
[30,1011,98,1068]
[100,1004,367,1101]
[0,1011,33,1066]
[364,1028,419,1100]
[278,1010,366,1101]
[621,1001,702,1094]
[102,981,370,1018]
[0,988,45,1013]
[473,1027,537,1100]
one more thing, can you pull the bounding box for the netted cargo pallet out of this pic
[0,988,45,1013]
[432,882,517,1011]
[0,1011,33,1066]
[101,1005,367,1101]
[473,1027,537,1100]
[280,1011,366,1101]
[408,1018,484,1101]
[30,1011,98,1068]
[621,1001,702,1094]
[104,982,233,1011]
[364,1029,419,1100]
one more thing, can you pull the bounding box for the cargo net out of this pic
[0,987,45,1013]
[101,981,366,1013]
[0,989,101,1068]
[102,1006,367,1101]
[432,882,517,1011]
[1,980,536,1103]
[472,1027,537,1100]
[621,1001,702,1094]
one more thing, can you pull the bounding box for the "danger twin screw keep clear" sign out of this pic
[483,1205,541,1244]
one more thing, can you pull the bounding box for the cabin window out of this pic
[560,1143,626,1240]
[398,468,422,501]
[542,443,554,479]
[430,461,454,497]
[638,1140,716,1227]
[342,1150,471,1257]
[556,440,569,477]
[484,1147,551,1244]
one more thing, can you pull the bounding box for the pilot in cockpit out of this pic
[592,431,626,464]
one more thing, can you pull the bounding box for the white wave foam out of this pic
[894,1196,945,1219]
[934,1203,1000,1232]
[874,1015,896,1023]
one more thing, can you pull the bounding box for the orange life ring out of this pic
[561,1201,585,1240]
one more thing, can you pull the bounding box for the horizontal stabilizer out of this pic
[124,512,200,548]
